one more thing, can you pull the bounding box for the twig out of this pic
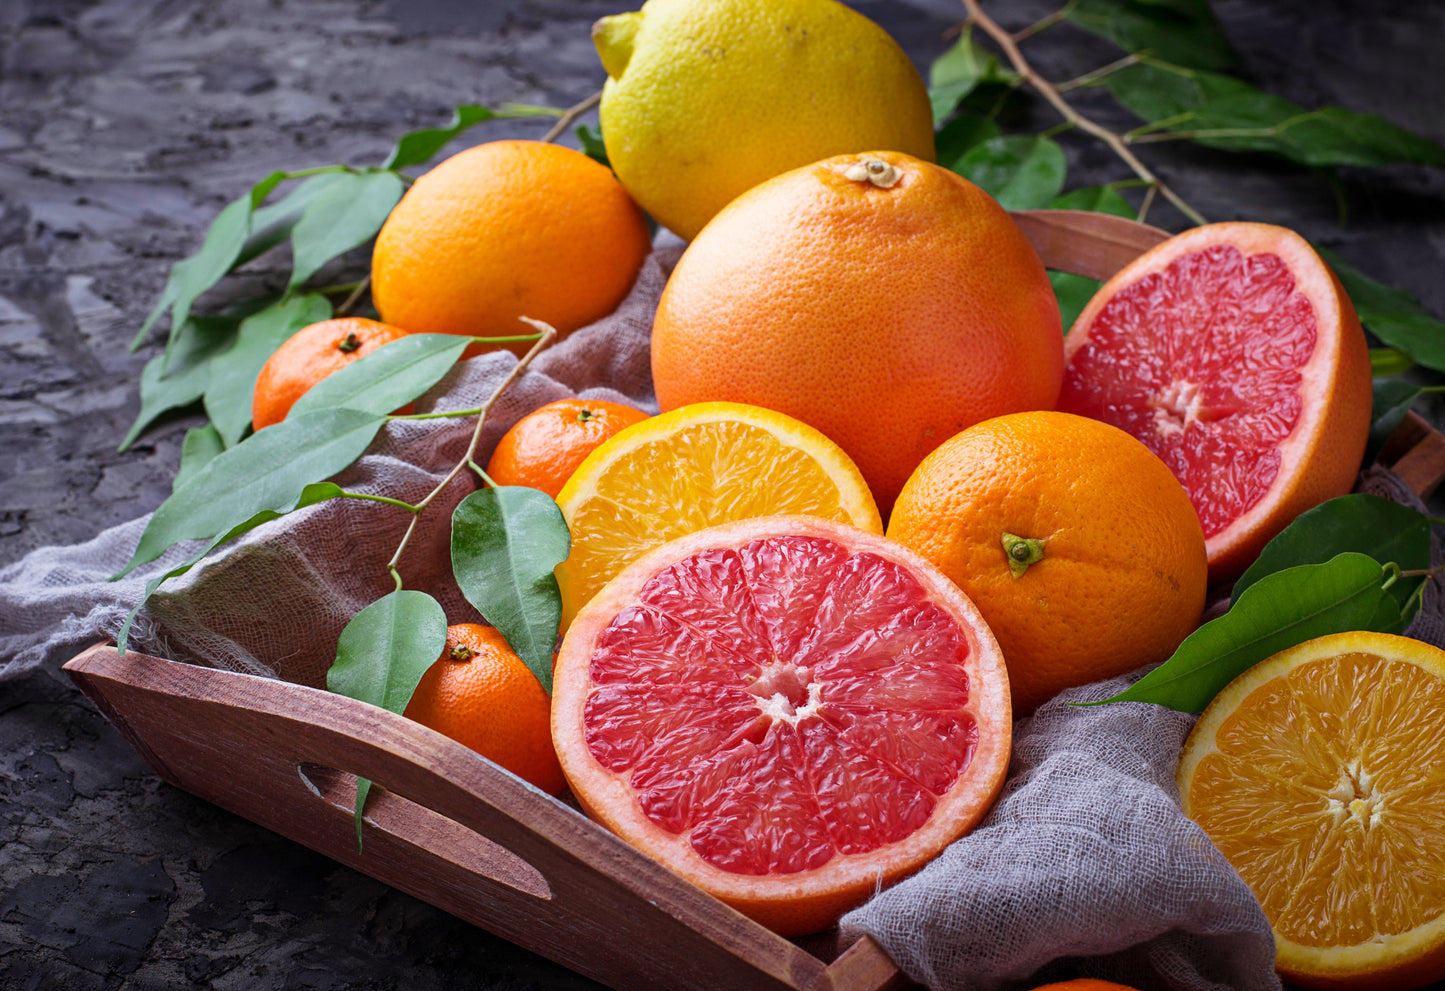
[1137,183,1158,224]
[336,275,370,317]
[962,0,1208,226]
[1056,53,1139,93]
[1012,0,1076,43]
[383,317,558,589]
[541,90,602,144]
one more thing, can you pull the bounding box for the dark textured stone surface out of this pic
[1,0,1443,987]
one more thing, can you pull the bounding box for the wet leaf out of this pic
[1233,495,1429,624]
[288,171,405,292]
[929,26,1017,124]
[1103,61,1445,168]
[328,590,448,847]
[174,425,225,493]
[451,487,570,694]
[203,294,334,447]
[289,333,469,420]
[384,104,562,171]
[1091,553,1397,712]
[1318,247,1445,373]
[115,408,385,578]
[952,135,1067,210]
[1067,0,1234,69]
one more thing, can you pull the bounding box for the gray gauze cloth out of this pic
[6,243,1437,989]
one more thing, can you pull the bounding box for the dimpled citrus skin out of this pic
[252,317,411,430]
[402,624,565,795]
[593,0,936,241]
[650,151,1064,516]
[887,411,1207,714]
[486,399,650,499]
[371,141,651,354]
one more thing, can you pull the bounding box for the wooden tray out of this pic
[63,211,1445,991]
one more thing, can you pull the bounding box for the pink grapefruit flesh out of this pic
[552,515,1012,935]
[1058,222,1372,581]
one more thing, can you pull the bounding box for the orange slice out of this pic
[1178,631,1445,990]
[553,401,882,627]
[553,515,1011,935]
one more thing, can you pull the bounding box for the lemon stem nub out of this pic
[844,158,901,189]
[1002,532,1046,578]
[593,12,642,80]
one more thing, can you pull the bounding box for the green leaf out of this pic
[328,590,448,847]
[450,487,570,694]
[1233,495,1430,623]
[928,26,1017,124]
[935,113,1002,170]
[384,104,562,171]
[576,124,609,168]
[1050,185,1138,218]
[237,173,347,270]
[140,171,291,356]
[1318,247,1445,373]
[288,171,405,292]
[1050,271,1102,333]
[952,135,1067,210]
[119,315,239,451]
[115,408,386,578]
[1067,0,1234,70]
[1092,553,1396,712]
[174,425,225,492]
[114,481,345,654]
[1366,378,1424,466]
[203,294,335,447]
[288,333,469,420]
[1370,348,1416,377]
[1102,60,1445,168]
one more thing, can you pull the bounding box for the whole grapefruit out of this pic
[650,151,1064,515]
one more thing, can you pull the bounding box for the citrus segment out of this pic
[1059,222,1372,580]
[553,516,1010,935]
[1179,631,1445,989]
[554,402,882,627]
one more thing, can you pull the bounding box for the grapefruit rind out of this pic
[552,515,1011,936]
[553,402,884,628]
[1178,631,1445,991]
[1062,222,1372,581]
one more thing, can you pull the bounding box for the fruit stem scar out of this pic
[338,332,361,353]
[1001,532,1046,578]
[449,646,476,662]
[843,158,901,189]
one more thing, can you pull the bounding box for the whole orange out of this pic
[371,140,651,355]
[887,410,1207,714]
[650,150,1063,515]
[252,317,411,430]
[402,624,564,795]
[487,398,649,499]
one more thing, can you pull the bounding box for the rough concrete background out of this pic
[1,0,1443,987]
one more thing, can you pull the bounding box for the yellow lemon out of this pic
[593,0,935,240]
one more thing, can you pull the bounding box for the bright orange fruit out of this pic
[552,515,1011,935]
[1179,631,1445,991]
[486,398,649,499]
[371,140,651,355]
[650,150,1063,515]
[251,317,411,430]
[403,624,564,795]
[887,410,1207,714]
[1058,222,1372,581]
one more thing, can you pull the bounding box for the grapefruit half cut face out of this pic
[1058,222,1372,581]
[551,515,1011,936]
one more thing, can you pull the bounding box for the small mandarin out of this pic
[403,624,564,795]
[486,398,650,499]
[252,317,411,430]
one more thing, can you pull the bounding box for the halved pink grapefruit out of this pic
[1058,222,1372,581]
[551,515,1011,936]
